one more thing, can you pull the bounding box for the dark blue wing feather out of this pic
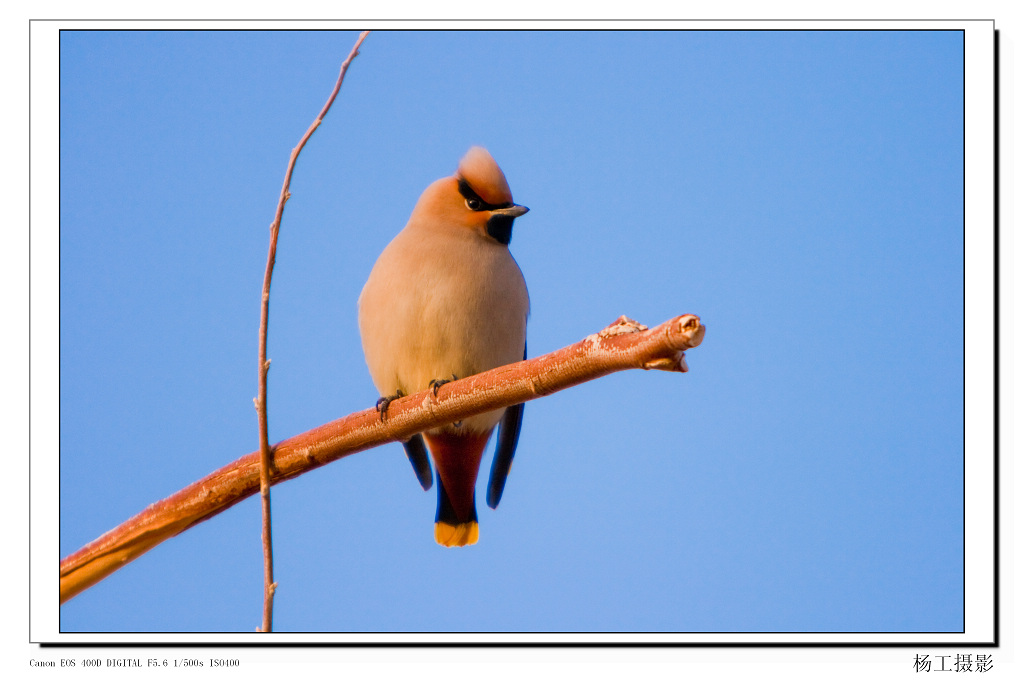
[402,434,433,491]
[486,343,526,509]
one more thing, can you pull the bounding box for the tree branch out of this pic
[254,30,369,632]
[59,314,705,605]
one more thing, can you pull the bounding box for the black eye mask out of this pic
[457,178,519,246]
[457,178,512,212]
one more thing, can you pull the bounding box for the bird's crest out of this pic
[456,146,513,206]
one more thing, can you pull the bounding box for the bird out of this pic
[358,146,530,547]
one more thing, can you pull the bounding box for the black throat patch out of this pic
[486,215,515,245]
[457,178,516,245]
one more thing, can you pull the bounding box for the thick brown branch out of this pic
[254,30,369,632]
[59,314,705,605]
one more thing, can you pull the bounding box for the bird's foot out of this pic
[429,374,458,396]
[375,389,404,421]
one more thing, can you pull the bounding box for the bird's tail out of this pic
[424,430,492,547]
[435,477,479,547]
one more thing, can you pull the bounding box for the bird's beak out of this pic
[492,204,529,218]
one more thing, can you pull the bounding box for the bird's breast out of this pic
[358,227,528,432]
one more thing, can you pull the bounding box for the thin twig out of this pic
[59,314,705,605]
[255,30,370,632]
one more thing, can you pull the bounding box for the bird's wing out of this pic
[486,343,527,509]
[402,434,433,491]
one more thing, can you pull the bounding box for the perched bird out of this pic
[358,146,530,547]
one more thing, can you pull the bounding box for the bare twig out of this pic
[59,314,705,605]
[255,30,369,632]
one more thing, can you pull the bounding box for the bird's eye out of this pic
[466,198,482,211]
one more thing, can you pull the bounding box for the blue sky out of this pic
[57,29,966,634]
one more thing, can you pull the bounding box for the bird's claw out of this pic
[375,389,404,421]
[429,374,458,396]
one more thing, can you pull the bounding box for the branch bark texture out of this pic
[59,314,705,605]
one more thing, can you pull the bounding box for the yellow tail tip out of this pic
[434,521,479,547]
